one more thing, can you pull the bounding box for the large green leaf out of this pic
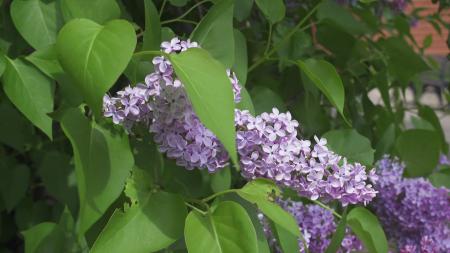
[323,129,375,166]
[22,223,65,253]
[396,129,440,177]
[10,0,64,50]
[191,0,234,67]
[0,163,30,211]
[237,180,299,238]
[56,18,136,117]
[297,59,347,124]
[91,191,186,253]
[255,0,285,24]
[60,107,134,235]
[143,0,161,51]
[60,0,120,24]
[347,207,388,253]
[2,57,54,138]
[232,29,248,85]
[169,48,238,170]
[25,44,63,79]
[317,0,368,35]
[184,201,258,253]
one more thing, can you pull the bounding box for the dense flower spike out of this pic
[235,109,378,206]
[260,199,363,253]
[103,38,241,172]
[372,156,450,252]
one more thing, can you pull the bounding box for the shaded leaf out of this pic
[143,0,161,51]
[0,164,30,211]
[255,0,285,24]
[233,29,248,85]
[60,0,121,24]
[25,44,63,79]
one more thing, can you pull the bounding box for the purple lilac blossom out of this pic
[372,156,450,252]
[103,37,241,172]
[235,109,378,206]
[260,199,363,253]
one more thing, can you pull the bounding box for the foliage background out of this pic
[0,0,449,252]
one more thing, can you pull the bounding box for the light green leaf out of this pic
[323,129,375,166]
[297,58,348,124]
[60,107,134,235]
[347,207,388,253]
[233,29,248,85]
[124,167,153,204]
[22,223,65,253]
[56,18,136,117]
[237,180,299,237]
[0,164,30,211]
[10,0,64,49]
[2,57,54,138]
[184,201,258,253]
[255,0,285,24]
[169,48,238,170]
[191,0,235,67]
[25,44,63,79]
[396,129,440,177]
[143,0,161,51]
[60,0,121,24]
[91,191,186,253]
[210,167,231,193]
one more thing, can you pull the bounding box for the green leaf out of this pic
[323,129,375,166]
[60,107,134,235]
[236,86,256,115]
[184,201,258,253]
[210,167,231,193]
[124,167,153,204]
[60,0,121,24]
[271,222,300,253]
[10,0,64,50]
[375,123,396,160]
[25,44,63,79]
[22,223,65,253]
[317,0,368,35]
[2,57,54,138]
[143,0,161,51]
[297,58,348,125]
[169,0,189,7]
[237,180,299,238]
[191,0,235,67]
[255,0,285,24]
[0,164,30,211]
[91,191,186,253]
[232,29,248,85]
[418,106,448,153]
[396,129,440,177]
[325,209,348,253]
[347,207,388,253]
[169,48,238,170]
[56,18,136,117]
[0,101,34,151]
[38,151,78,213]
[428,170,450,189]
[250,86,286,115]
[234,0,253,22]
[0,53,5,77]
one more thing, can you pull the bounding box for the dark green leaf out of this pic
[250,86,286,115]
[60,0,121,24]
[184,201,258,253]
[169,48,238,170]
[22,223,65,253]
[317,0,368,35]
[234,0,253,21]
[429,171,450,189]
[91,191,186,253]
[297,59,348,124]
[233,29,248,85]
[325,209,348,253]
[56,18,136,117]
[10,0,64,49]
[143,0,161,51]
[237,86,256,115]
[418,106,448,153]
[60,107,134,234]
[124,167,153,204]
[255,0,285,24]
[396,129,440,177]
[375,123,396,160]
[0,164,30,211]
[323,129,375,166]
[210,167,231,193]
[347,207,388,253]
[169,0,189,7]
[271,222,300,253]
[2,57,54,138]
[191,0,234,67]
[0,101,34,151]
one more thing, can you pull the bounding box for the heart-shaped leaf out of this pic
[56,18,136,117]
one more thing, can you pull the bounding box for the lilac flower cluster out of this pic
[260,199,363,253]
[235,109,378,206]
[372,156,450,252]
[103,37,242,172]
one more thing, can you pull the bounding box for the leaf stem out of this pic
[264,24,273,56]
[248,4,320,73]
[159,0,167,18]
[161,0,208,25]
[201,189,238,202]
[185,202,207,215]
[161,19,198,25]
[310,199,342,219]
[133,50,163,58]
